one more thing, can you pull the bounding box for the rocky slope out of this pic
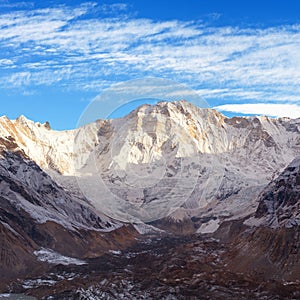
[218,158,300,281]
[255,156,300,228]
[0,148,137,286]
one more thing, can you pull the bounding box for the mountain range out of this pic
[0,100,299,299]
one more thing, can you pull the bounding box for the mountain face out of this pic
[0,100,299,297]
[0,115,76,175]
[1,101,298,225]
[255,157,300,228]
[218,158,300,281]
[0,148,137,286]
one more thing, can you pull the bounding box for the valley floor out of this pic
[8,234,300,300]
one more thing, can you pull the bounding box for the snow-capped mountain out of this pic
[0,150,119,231]
[0,100,299,227]
[88,100,299,225]
[0,115,76,175]
[1,100,298,177]
[0,100,299,296]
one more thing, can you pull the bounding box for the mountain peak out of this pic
[16,114,34,126]
[125,100,223,123]
[0,115,9,121]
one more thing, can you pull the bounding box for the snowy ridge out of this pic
[0,101,298,177]
[0,151,121,232]
[0,115,76,175]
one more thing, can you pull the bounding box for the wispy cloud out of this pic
[0,1,34,9]
[99,3,129,14]
[215,103,300,119]
[0,58,13,66]
[0,1,299,111]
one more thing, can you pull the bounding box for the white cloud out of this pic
[0,58,13,65]
[99,3,129,13]
[196,88,266,100]
[214,103,300,119]
[0,1,299,109]
[0,1,34,9]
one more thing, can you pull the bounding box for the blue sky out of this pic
[1,0,300,129]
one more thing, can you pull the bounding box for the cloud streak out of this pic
[0,1,299,113]
[215,103,300,119]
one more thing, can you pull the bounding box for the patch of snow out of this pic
[34,248,86,266]
[0,295,36,300]
[109,250,121,255]
[22,279,57,289]
[0,221,20,237]
[197,219,220,234]
[243,216,265,227]
[133,223,165,234]
[285,218,300,228]
[283,280,300,286]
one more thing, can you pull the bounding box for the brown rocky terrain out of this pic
[5,234,299,300]
[215,158,300,284]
